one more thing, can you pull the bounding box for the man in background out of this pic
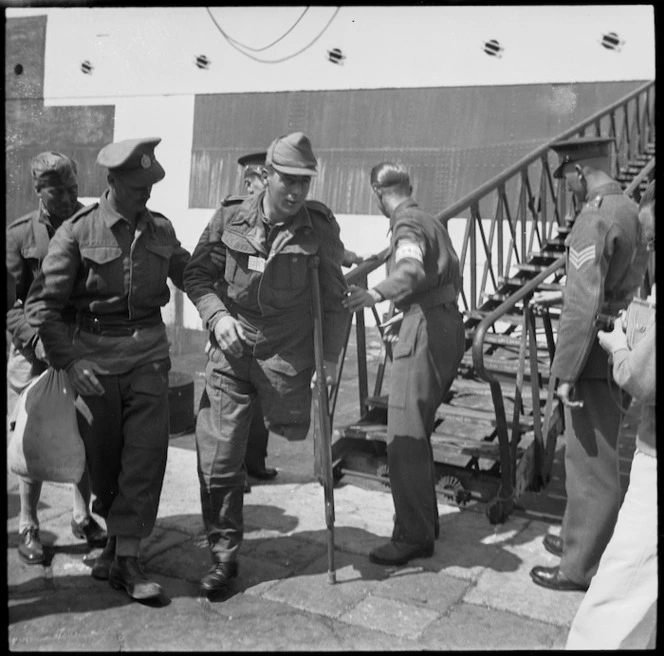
[6,151,106,565]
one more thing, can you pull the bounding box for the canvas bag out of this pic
[8,367,86,483]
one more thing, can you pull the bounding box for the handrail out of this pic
[344,248,389,286]
[435,81,654,225]
[471,256,565,381]
[623,157,655,198]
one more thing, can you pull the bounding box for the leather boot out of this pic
[18,526,44,565]
[200,561,239,594]
[71,516,108,548]
[108,556,162,600]
[91,536,117,580]
[369,540,434,566]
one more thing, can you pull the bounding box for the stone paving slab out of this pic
[421,601,568,650]
[464,521,585,627]
[7,441,588,651]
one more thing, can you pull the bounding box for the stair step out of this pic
[465,332,524,347]
[460,351,551,377]
[502,277,563,292]
[515,263,555,274]
[436,403,534,431]
[466,309,524,325]
[336,415,536,463]
[527,250,561,261]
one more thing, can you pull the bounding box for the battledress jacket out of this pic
[184,192,348,372]
[6,202,84,357]
[24,192,190,372]
[550,182,648,383]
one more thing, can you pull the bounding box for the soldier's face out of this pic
[562,165,587,202]
[263,168,311,220]
[243,174,265,196]
[109,176,152,215]
[38,180,78,220]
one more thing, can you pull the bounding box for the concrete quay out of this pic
[7,347,640,651]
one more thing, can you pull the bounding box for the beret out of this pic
[31,151,77,190]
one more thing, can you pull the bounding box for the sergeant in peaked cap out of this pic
[551,136,614,179]
[530,133,648,593]
[97,137,165,185]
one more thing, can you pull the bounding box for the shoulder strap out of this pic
[32,213,50,262]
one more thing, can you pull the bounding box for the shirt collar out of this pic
[99,190,155,231]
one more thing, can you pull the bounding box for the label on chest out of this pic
[248,255,266,273]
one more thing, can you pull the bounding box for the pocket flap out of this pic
[144,242,172,259]
[80,246,122,265]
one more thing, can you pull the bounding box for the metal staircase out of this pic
[328,81,655,523]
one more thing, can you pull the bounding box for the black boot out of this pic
[108,556,163,600]
[200,561,239,594]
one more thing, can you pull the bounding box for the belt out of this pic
[74,312,162,336]
[406,283,458,310]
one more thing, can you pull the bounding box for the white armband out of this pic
[394,239,423,263]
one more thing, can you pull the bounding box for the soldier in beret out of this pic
[529,137,649,592]
[184,131,348,596]
[25,137,191,602]
[6,151,107,566]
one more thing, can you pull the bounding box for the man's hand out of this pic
[311,360,338,391]
[342,284,379,313]
[33,338,48,363]
[212,315,247,358]
[66,359,105,397]
[557,381,584,409]
[529,290,563,309]
[379,312,403,344]
[597,314,628,355]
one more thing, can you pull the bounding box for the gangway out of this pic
[329,81,655,523]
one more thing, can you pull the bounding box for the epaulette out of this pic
[69,202,99,223]
[7,211,35,230]
[586,195,603,210]
[305,199,334,223]
[221,194,247,207]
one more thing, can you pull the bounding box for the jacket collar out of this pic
[99,189,155,232]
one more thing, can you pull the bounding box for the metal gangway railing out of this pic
[338,80,654,522]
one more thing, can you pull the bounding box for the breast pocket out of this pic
[270,252,309,292]
[80,246,124,294]
[143,242,172,296]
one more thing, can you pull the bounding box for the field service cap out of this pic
[31,151,78,190]
[97,137,165,185]
[266,132,318,176]
[551,136,615,178]
[238,151,266,179]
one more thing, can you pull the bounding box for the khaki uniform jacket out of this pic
[6,202,84,357]
[184,192,348,370]
[551,182,649,382]
[374,198,462,309]
[24,191,190,371]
